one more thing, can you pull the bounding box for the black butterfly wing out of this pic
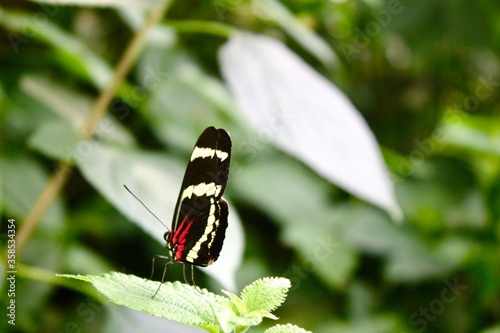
[168,127,231,266]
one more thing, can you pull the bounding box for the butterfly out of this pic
[126,126,231,296]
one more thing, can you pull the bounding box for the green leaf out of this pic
[265,324,312,333]
[30,0,164,9]
[222,290,246,316]
[22,75,136,148]
[232,158,358,289]
[224,277,293,331]
[61,273,293,333]
[439,111,500,157]
[481,324,500,333]
[61,272,225,333]
[283,220,358,290]
[240,277,290,317]
[28,120,80,160]
[0,7,112,89]
[345,206,465,282]
[0,153,65,227]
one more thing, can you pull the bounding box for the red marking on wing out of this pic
[171,216,194,261]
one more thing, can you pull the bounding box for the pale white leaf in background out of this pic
[77,144,244,290]
[219,33,402,220]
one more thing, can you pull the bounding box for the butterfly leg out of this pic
[151,255,173,298]
[150,254,171,280]
[183,264,201,293]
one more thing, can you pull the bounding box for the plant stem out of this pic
[15,163,72,256]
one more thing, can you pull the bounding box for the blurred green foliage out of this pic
[0,1,499,333]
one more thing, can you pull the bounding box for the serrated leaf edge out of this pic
[264,323,312,333]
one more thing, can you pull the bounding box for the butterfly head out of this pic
[163,231,175,260]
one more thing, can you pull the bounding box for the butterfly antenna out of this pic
[123,185,170,231]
